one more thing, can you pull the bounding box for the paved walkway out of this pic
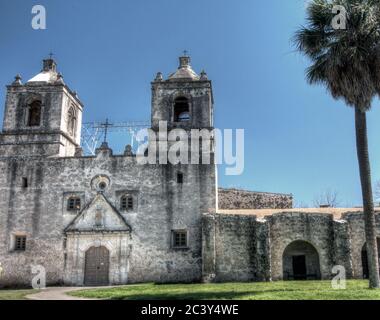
[26,287,100,300]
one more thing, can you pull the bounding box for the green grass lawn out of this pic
[0,289,37,300]
[69,280,380,300]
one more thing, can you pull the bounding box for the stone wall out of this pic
[202,213,269,283]
[269,212,335,280]
[344,212,380,279]
[332,219,353,278]
[0,147,216,287]
[0,55,219,288]
[203,210,379,282]
[218,188,293,210]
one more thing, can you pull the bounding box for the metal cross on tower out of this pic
[100,118,113,143]
[80,119,150,156]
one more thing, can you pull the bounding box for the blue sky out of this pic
[0,0,379,207]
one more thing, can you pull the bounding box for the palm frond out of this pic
[294,0,380,109]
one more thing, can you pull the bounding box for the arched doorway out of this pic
[84,246,110,286]
[282,240,321,280]
[361,238,380,279]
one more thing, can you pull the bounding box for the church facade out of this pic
[0,56,378,287]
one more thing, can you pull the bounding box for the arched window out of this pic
[120,195,133,211]
[174,97,190,122]
[27,101,42,127]
[67,107,77,136]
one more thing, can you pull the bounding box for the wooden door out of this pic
[84,246,110,286]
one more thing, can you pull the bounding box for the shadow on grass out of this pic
[103,288,302,300]
[71,281,377,300]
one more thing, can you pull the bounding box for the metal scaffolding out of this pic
[81,120,150,155]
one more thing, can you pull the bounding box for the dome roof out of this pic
[27,58,59,83]
[27,70,58,83]
[168,55,199,81]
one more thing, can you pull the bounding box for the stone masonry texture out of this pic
[218,188,293,210]
[0,57,377,287]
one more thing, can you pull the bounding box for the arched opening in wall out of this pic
[27,101,42,127]
[67,106,77,137]
[361,238,380,279]
[173,97,190,122]
[282,240,321,281]
[84,246,110,286]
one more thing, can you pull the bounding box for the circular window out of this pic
[98,182,107,191]
[91,175,111,192]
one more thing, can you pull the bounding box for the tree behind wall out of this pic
[313,189,340,208]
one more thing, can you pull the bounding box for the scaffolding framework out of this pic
[81,120,150,155]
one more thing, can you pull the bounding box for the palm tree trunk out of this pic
[355,107,380,289]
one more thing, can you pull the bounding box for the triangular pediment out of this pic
[65,193,131,233]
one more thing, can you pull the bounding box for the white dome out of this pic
[168,56,199,81]
[27,70,58,83]
[27,58,59,83]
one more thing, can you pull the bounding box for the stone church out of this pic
[0,56,379,287]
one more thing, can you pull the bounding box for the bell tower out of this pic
[151,54,214,131]
[0,58,83,157]
[149,53,218,213]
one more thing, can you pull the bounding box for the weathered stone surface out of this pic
[0,56,377,288]
[218,188,293,210]
[202,213,271,283]
[344,212,380,279]
[202,210,380,282]
[0,80,82,158]
[0,57,216,287]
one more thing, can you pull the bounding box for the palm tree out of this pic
[294,0,380,288]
